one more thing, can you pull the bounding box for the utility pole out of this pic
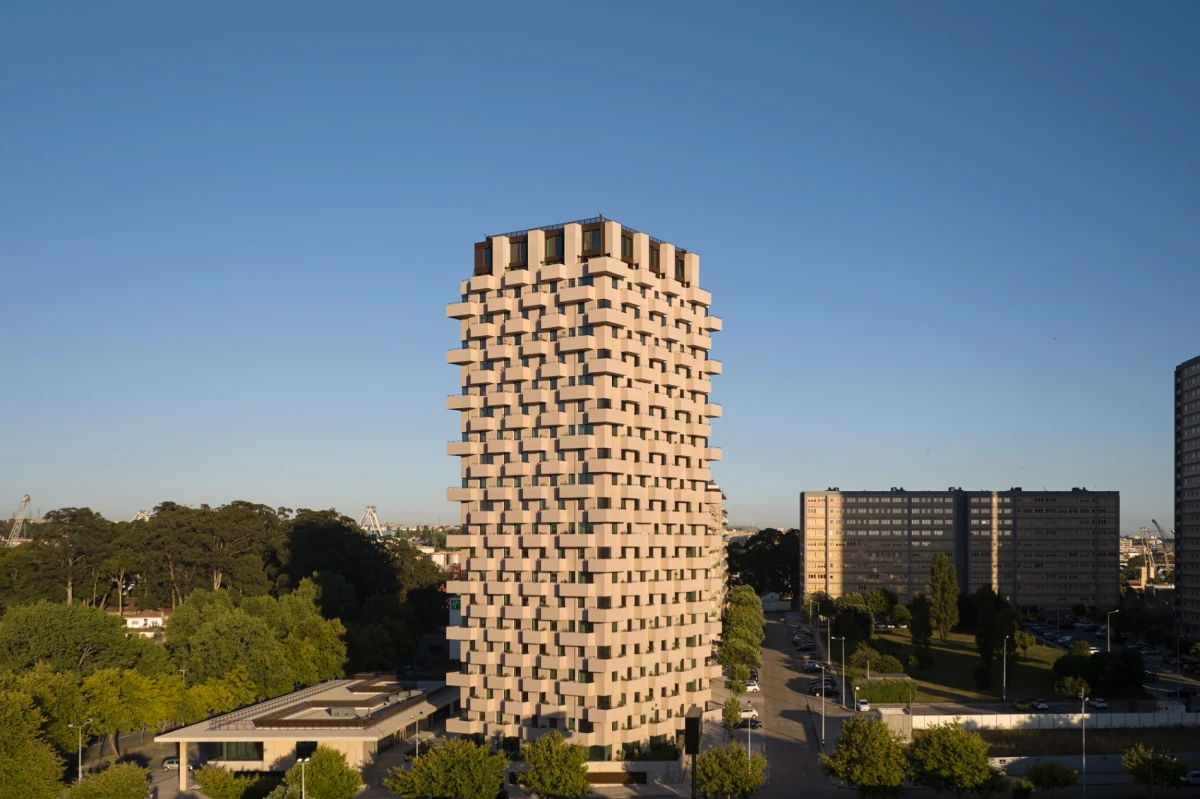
[1107,609,1119,653]
[832,636,846,707]
[820,664,826,748]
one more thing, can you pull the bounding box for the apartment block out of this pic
[801,487,1119,611]
[965,489,1119,611]
[1177,355,1200,633]
[443,218,725,762]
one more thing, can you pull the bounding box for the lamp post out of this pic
[819,664,826,748]
[831,636,846,707]
[854,685,860,712]
[1080,688,1087,798]
[1107,609,1120,654]
[1002,636,1009,704]
[67,719,92,782]
[297,756,310,799]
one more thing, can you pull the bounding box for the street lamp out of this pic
[1080,688,1087,798]
[67,719,92,782]
[297,756,311,799]
[831,636,846,708]
[819,664,826,748]
[1107,609,1120,654]
[854,685,860,712]
[1002,636,1010,704]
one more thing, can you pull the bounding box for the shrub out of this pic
[852,678,916,705]
[1011,777,1034,798]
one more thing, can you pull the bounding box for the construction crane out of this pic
[5,495,32,548]
[358,506,384,536]
[129,510,150,522]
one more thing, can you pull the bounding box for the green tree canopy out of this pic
[833,605,874,649]
[0,689,64,799]
[888,605,911,627]
[384,737,509,799]
[1068,640,1092,658]
[195,764,274,799]
[909,594,934,652]
[0,601,158,675]
[724,697,742,729]
[928,555,960,642]
[695,743,766,799]
[517,731,591,799]
[848,642,904,674]
[1122,744,1188,793]
[282,745,361,799]
[819,716,907,798]
[866,589,898,616]
[66,762,151,799]
[1025,762,1077,797]
[726,528,799,597]
[907,721,994,798]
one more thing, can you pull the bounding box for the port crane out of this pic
[4,494,32,548]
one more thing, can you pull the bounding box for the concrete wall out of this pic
[913,711,1200,731]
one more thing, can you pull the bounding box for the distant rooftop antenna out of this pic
[4,494,31,548]
[358,506,384,536]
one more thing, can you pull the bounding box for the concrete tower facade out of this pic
[444,218,724,761]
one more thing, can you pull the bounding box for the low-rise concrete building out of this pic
[155,675,459,791]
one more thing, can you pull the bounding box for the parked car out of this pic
[749,670,759,681]
[740,705,759,719]
[1144,671,1158,682]
[1012,698,1032,710]
[1088,646,1100,655]
[1088,697,1108,709]
[744,682,761,693]
[803,662,822,673]
[734,718,763,730]
[162,758,197,771]
[856,698,871,712]
[1167,688,1197,699]
[1032,699,1050,710]
[1180,771,1200,786]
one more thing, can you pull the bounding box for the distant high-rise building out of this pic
[801,487,1119,611]
[444,218,725,762]
[1176,355,1200,633]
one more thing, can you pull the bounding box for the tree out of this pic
[837,592,868,612]
[385,737,509,799]
[517,731,590,799]
[804,591,835,618]
[66,762,151,799]
[724,697,742,730]
[0,601,157,675]
[849,642,904,674]
[833,605,875,649]
[819,716,907,797]
[972,588,1016,675]
[13,663,87,755]
[888,605,911,627]
[907,721,994,798]
[1068,640,1092,658]
[1025,762,1077,797]
[1013,630,1037,660]
[196,765,271,799]
[928,555,960,642]
[866,589,899,617]
[717,638,761,670]
[82,668,171,759]
[0,689,64,799]
[695,743,766,799]
[726,528,800,598]
[910,594,934,650]
[1123,744,1188,794]
[282,745,361,799]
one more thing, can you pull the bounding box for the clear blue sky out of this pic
[2,3,1197,533]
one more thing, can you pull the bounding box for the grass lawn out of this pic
[860,629,1059,703]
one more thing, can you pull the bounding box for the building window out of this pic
[675,258,685,281]
[649,246,660,272]
[621,235,633,260]
[510,240,527,264]
[546,234,563,261]
[583,228,602,252]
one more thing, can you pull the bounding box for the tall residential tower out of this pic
[1177,355,1200,633]
[444,219,725,762]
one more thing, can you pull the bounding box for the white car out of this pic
[856,698,871,712]
[1181,771,1200,786]
[1088,697,1108,709]
[1088,646,1100,655]
[740,706,759,720]
[1032,699,1050,710]
[744,682,761,692]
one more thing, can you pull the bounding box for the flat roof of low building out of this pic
[156,675,457,743]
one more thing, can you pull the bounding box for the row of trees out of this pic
[726,528,799,599]
[823,716,1192,799]
[0,503,449,672]
[717,585,765,672]
[195,745,362,799]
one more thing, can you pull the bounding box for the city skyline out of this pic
[3,4,1198,533]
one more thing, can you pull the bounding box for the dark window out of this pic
[510,240,527,263]
[545,234,564,260]
[621,235,633,259]
[675,258,685,281]
[649,246,660,272]
[296,742,318,760]
[484,247,493,269]
[583,228,602,251]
